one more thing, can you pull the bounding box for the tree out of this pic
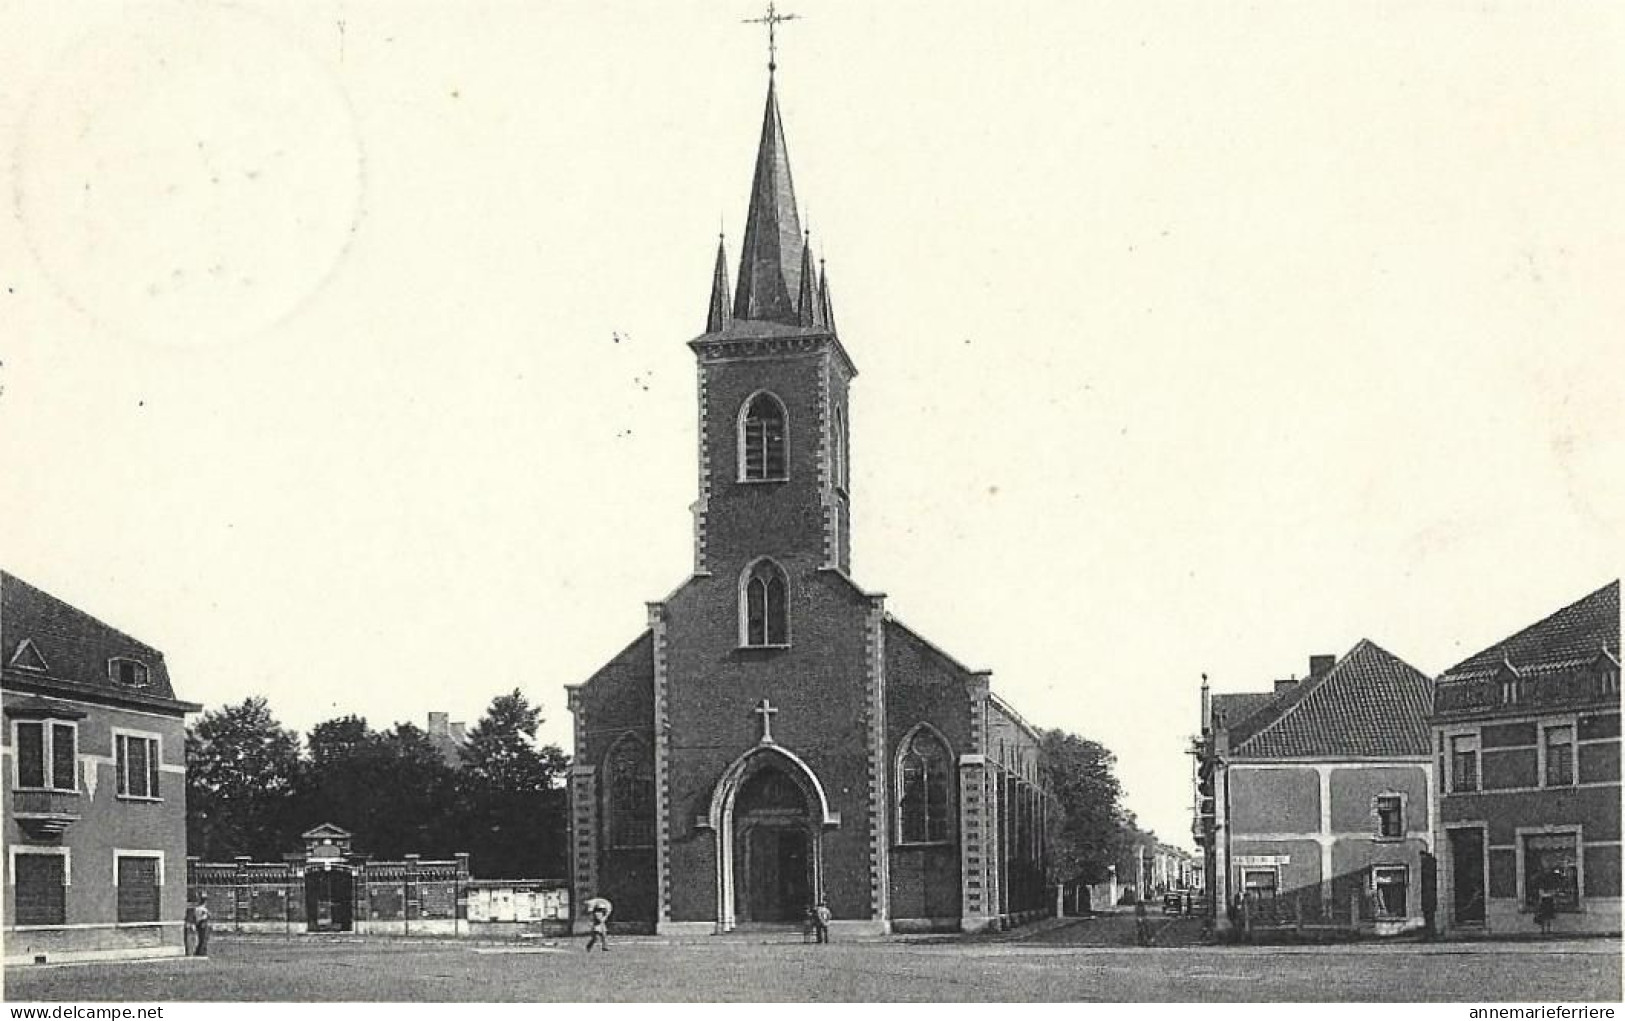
[1038,729,1134,886]
[456,689,570,878]
[458,690,569,793]
[186,697,302,859]
[295,716,459,859]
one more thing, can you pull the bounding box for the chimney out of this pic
[1274,677,1299,695]
[1309,654,1336,679]
[427,712,449,738]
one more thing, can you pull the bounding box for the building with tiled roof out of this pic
[1432,581,1620,937]
[1193,642,1435,937]
[2,571,201,964]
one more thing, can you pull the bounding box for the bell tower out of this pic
[690,72,854,584]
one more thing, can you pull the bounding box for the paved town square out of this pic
[8,929,1621,1004]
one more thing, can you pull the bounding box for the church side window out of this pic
[741,559,789,647]
[740,393,788,481]
[605,736,654,849]
[898,727,951,844]
[832,406,848,492]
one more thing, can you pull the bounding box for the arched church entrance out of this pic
[733,767,815,923]
[709,737,837,932]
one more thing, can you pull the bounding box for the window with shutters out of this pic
[739,392,788,481]
[116,854,161,923]
[897,726,952,844]
[109,657,150,687]
[115,732,162,800]
[1543,724,1576,787]
[13,852,67,925]
[12,719,77,792]
[1374,794,1405,839]
[740,559,790,647]
[1450,733,1480,793]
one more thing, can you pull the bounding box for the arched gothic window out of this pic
[740,393,787,481]
[605,735,654,848]
[741,559,789,647]
[898,727,952,844]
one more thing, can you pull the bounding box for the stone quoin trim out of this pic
[863,593,890,924]
[818,352,835,568]
[647,601,674,927]
[567,763,599,932]
[693,361,712,573]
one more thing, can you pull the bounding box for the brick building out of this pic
[566,67,1050,936]
[1195,642,1435,936]
[3,571,200,963]
[1432,580,1620,936]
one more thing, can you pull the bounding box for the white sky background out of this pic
[2,0,1621,849]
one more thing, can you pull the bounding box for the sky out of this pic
[2,1,1621,849]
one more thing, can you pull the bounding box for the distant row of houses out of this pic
[1193,581,1620,938]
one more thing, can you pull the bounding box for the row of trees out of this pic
[185,691,568,879]
[186,693,1148,889]
[1039,728,1162,889]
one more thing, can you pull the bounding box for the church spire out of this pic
[732,76,805,325]
[796,232,816,327]
[706,234,732,333]
[817,258,836,333]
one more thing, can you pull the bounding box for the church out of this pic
[566,48,1051,937]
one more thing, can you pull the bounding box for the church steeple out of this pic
[796,232,816,327]
[816,260,836,333]
[706,235,732,333]
[732,77,805,325]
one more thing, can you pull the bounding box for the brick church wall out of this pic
[573,631,656,927]
[883,623,974,924]
[661,567,876,923]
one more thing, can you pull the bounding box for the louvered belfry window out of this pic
[741,394,787,481]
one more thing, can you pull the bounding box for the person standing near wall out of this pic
[190,893,211,957]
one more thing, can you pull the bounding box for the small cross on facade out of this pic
[742,1,800,73]
[753,698,779,744]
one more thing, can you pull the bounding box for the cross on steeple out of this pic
[743,2,800,73]
[753,698,779,744]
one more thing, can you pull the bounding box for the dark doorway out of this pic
[305,867,355,932]
[731,764,817,924]
[741,826,811,922]
[1449,827,1486,925]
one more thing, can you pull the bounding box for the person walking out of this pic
[811,899,831,944]
[1134,896,1152,946]
[191,893,211,957]
[584,896,613,952]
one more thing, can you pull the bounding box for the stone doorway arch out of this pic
[704,743,840,932]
